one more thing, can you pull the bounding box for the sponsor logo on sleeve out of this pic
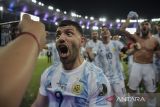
[98,83,107,96]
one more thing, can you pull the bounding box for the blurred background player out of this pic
[95,28,127,107]
[86,30,102,63]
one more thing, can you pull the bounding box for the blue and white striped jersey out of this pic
[86,40,102,55]
[95,40,124,84]
[39,60,112,107]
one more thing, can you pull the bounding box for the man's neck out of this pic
[141,33,151,39]
[103,40,109,44]
[63,56,84,71]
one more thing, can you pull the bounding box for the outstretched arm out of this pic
[0,14,46,107]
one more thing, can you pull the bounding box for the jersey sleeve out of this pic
[115,41,124,50]
[88,69,113,107]
[39,66,52,96]
[94,43,103,68]
[86,40,92,49]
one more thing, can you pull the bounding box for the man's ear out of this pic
[80,36,85,47]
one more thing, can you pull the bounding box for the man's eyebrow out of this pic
[65,28,74,31]
[56,28,74,33]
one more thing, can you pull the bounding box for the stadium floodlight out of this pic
[130,20,137,23]
[76,14,79,17]
[151,18,160,22]
[109,23,113,29]
[138,19,145,23]
[0,6,3,11]
[109,23,113,27]
[64,11,67,14]
[85,16,88,19]
[116,19,120,23]
[86,26,90,29]
[92,26,99,30]
[90,16,94,20]
[22,6,28,12]
[53,16,57,22]
[38,2,42,6]
[79,20,83,25]
[55,22,59,26]
[99,17,106,22]
[31,0,37,3]
[38,2,44,6]
[102,23,106,26]
[34,10,39,15]
[87,21,90,26]
[41,3,44,6]
[117,23,121,29]
[81,25,85,29]
[8,1,15,11]
[56,9,60,12]
[118,23,121,27]
[43,13,49,20]
[71,12,77,17]
[48,6,54,10]
[121,19,126,23]
[103,18,107,22]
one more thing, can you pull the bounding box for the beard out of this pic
[141,28,149,37]
[60,44,78,65]
[93,37,98,42]
[102,36,110,44]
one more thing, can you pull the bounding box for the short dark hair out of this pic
[58,20,83,36]
[141,20,151,25]
[101,25,108,29]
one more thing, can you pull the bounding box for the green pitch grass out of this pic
[20,56,51,107]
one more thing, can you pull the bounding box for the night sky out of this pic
[38,0,159,20]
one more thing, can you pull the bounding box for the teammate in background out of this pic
[80,36,88,59]
[120,11,159,107]
[46,49,52,63]
[85,30,102,63]
[49,41,60,64]
[112,34,127,80]
[0,14,46,107]
[95,28,127,107]
[31,20,112,107]
[45,33,60,65]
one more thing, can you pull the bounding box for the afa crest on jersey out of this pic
[112,48,116,52]
[72,82,83,95]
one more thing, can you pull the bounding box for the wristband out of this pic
[18,32,40,52]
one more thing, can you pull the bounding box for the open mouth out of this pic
[142,27,147,31]
[58,45,69,58]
